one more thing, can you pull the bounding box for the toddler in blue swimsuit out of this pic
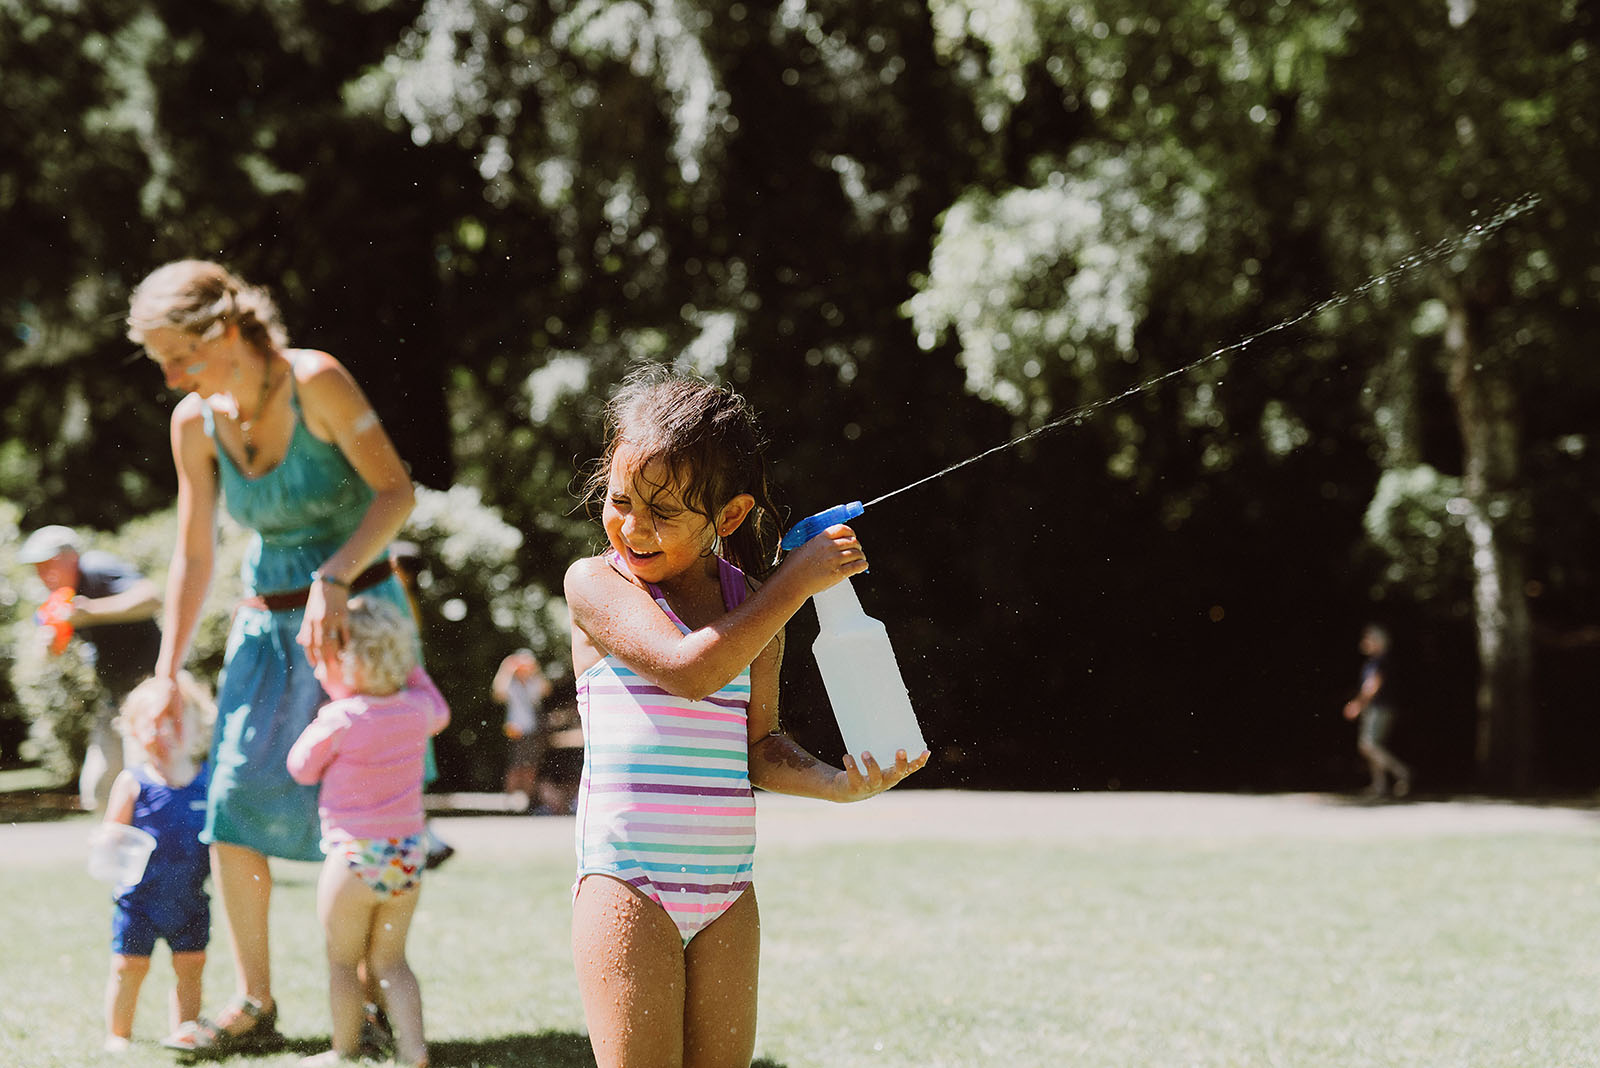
[93,673,215,1053]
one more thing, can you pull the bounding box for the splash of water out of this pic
[863,193,1542,510]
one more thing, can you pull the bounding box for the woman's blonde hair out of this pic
[126,260,288,354]
[341,597,417,695]
[116,672,217,764]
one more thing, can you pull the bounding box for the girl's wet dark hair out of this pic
[584,365,782,579]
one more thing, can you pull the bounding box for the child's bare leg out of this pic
[170,950,206,1029]
[106,953,151,1039]
[367,888,426,1066]
[317,858,377,1057]
[572,875,687,1068]
[683,887,760,1068]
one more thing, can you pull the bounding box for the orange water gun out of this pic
[35,587,75,655]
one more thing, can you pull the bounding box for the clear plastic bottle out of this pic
[810,577,927,763]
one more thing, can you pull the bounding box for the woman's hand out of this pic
[151,676,185,736]
[828,747,930,803]
[298,578,349,667]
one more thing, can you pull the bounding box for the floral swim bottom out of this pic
[329,834,425,898]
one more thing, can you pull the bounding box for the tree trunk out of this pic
[1442,286,1535,791]
[1370,338,1423,468]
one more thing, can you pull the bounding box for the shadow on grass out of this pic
[0,789,81,823]
[283,1032,790,1067]
[1317,790,1600,811]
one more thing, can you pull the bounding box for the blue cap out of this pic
[779,502,864,551]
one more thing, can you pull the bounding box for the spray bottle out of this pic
[781,503,927,762]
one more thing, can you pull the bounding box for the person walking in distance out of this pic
[1343,624,1412,799]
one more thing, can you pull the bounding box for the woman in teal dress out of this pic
[128,261,417,1057]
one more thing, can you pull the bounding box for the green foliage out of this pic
[398,484,571,791]
[103,508,253,680]
[7,621,105,780]
[0,487,549,790]
[0,499,23,758]
[3,0,1598,788]
[907,142,1209,421]
[1361,464,1471,607]
[2,509,249,777]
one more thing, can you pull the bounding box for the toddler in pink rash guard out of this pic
[287,596,449,1068]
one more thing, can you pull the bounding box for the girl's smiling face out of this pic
[603,445,719,585]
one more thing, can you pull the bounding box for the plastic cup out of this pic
[87,823,157,885]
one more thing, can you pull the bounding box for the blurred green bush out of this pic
[3,485,568,791]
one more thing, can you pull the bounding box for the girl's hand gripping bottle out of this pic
[782,504,927,763]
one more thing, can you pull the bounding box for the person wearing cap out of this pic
[20,524,162,811]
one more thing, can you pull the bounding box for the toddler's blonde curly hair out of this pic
[116,672,216,766]
[341,597,417,695]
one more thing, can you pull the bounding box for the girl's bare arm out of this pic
[564,525,865,700]
[744,631,927,801]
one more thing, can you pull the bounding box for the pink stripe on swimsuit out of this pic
[573,554,756,944]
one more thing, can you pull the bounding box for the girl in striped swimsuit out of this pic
[565,367,929,1068]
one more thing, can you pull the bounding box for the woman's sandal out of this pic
[359,1000,395,1059]
[161,995,283,1061]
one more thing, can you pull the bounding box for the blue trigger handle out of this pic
[779,501,864,551]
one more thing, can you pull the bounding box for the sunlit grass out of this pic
[3,810,1598,1067]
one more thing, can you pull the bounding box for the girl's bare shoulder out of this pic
[564,554,645,607]
[564,554,614,592]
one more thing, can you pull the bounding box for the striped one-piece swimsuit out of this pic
[574,554,757,944]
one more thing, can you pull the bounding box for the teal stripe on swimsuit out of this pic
[604,663,751,691]
[593,763,748,779]
[636,861,753,875]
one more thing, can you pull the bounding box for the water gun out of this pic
[35,587,75,655]
[780,502,864,551]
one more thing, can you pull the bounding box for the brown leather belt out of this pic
[240,559,396,613]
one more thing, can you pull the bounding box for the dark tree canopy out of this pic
[3,0,1596,792]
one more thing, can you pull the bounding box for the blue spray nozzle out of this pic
[780,501,864,551]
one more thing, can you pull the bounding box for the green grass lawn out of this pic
[4,809,1599,1067]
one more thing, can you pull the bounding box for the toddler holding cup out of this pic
[91,673,215,1053]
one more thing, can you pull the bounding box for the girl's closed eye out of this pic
[648,503,685,524]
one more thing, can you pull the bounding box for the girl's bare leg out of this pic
[572,875,687,1068]
[170,950,207,1029]
[683,888,760,1068]
[366,887,426,1066]
[316,859,377,1057]
[210,842,275,1022]
[106,953,151,1039]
